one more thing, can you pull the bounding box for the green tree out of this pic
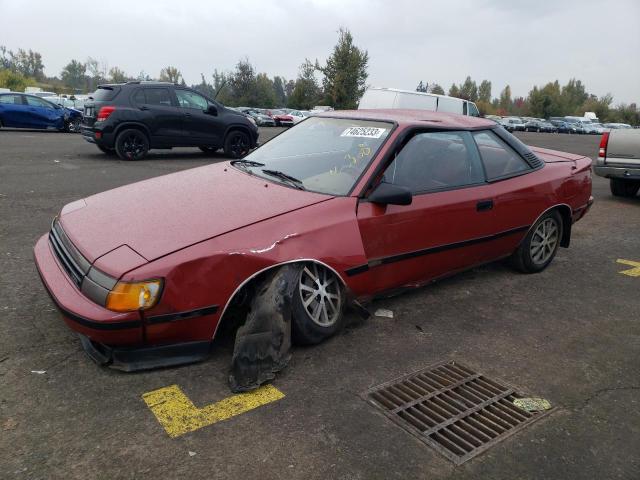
[288,60,321,109]
[448,83,460,98]
[254,73,276,108]
[416,81,428,93]
[0,68,34,91]
[528,81,563,118]
[579,94,613,121]
[316,28,368,109]
[561,78,588,114]
[458,76,478,101]
[430,83,445,95]
[285,79,295,98]
[61,60,87,90]
[229,58,257,106]
[9,48,45,80]
[273,76,286,107]
[108,67,127,83]
[498,85,512,114]
[478,80,492,103]
[159,66,182,84]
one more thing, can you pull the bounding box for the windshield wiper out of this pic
[261,169,305,190]
[230,159,265,168]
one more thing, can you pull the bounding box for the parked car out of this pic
[81,82,259,160]
[34,109,593,370]
[246,110,276,126]
[500,117,526,132]
[540,121,558,133]
[272,111,294,127]
[288,110,310,124]
[595,129,640,197]
[524,120,546,132]
[0,92,82,132]
[582,123,605,135]
[604,123,632,129]
[43,95,86,112]
[359,87,481,117]
[549,120,577,134]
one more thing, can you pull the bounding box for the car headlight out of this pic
[105,279,163,312]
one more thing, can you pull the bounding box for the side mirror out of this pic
[206,104,218,116]
[368,182,412,206]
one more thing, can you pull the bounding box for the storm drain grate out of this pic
[365,361,554,465]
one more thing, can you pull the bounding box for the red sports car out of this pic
[34,110,593,370]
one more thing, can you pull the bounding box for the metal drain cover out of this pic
[365,361,554,465]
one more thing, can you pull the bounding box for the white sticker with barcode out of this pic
[341,126,387,138]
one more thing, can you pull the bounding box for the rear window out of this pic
[473,131,530,180]
[91,86,120,101]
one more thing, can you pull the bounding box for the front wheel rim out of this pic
[230,134,249,157]
[299,264,342,327]
[530,218,559,265]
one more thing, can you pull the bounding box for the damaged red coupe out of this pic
[34,110,593,371]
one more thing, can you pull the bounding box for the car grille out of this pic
[48,219,90,288]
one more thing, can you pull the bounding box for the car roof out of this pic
[319,109,496,130]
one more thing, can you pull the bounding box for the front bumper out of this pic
[594,164,640,180]
[34,234,143,346]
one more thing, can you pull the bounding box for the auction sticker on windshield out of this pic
[341,126,387,138]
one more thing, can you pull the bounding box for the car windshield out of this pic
[239,117,392,195]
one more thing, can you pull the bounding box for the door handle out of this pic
[184,112,192,117]
[139,106,149,111]
[476,199,494,212]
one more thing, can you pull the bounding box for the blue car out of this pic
[0,93,83,132]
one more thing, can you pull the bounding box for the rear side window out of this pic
[91,86,120,101]
[383,131,485,194]
[143,88,172,106]
[0,94,23,105]
[473,131,530,180]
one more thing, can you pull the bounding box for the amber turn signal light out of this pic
[105,280,162,312]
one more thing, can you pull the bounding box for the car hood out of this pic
[59,163,332,265]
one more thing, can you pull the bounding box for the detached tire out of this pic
[511,209,563,273]
[610,178,640,198]
[291,263,344,345]
[115,129,149,161]
[223,130,250,159]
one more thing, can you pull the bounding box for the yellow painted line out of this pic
[142,384,285,438]
[616,259,640,277]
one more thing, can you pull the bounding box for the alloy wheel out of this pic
[230,133,249,158]
[298,264,342,327]
[530,218,559,265]
[122,133,145,159]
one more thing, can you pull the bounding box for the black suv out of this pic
[81,82,259,160]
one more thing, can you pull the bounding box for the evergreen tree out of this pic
[316,28,368,109]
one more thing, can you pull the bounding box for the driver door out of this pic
[175,89,224,146]
[355,131,496,294]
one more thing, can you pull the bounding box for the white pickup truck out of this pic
[595,129,640,197]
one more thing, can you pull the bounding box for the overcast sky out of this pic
[1,0,638,104]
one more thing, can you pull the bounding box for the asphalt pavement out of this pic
[0,128,638,480]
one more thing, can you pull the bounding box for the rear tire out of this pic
[610,178,640,198]
[291,263,344,345]
[115,129,149,161]
[223,130,251,159]
[511,210,563,273]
